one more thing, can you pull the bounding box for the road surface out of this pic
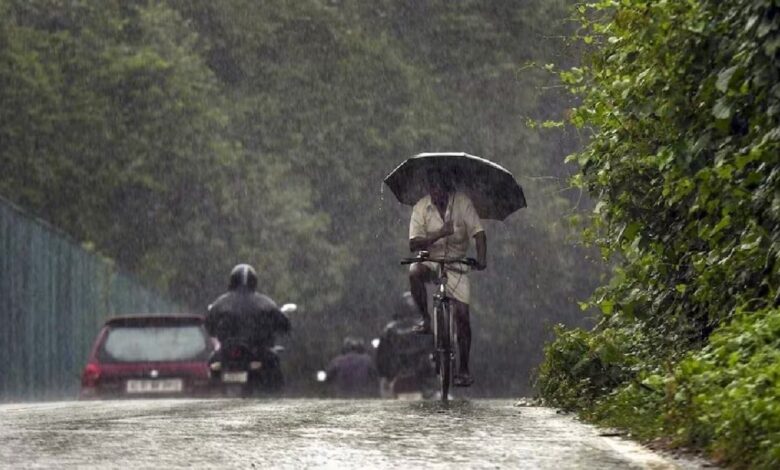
[0,399,706,469]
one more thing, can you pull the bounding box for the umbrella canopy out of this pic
[383,152,526,220]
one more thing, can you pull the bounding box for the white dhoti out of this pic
[416,261,470,305]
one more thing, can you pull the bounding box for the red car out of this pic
[80,314,214,399]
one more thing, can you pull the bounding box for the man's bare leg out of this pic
[453,300,473,386]
[409,263,433,332]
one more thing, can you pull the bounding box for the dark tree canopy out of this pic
[0,0,595,396]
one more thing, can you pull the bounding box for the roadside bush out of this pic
[540,308,780,466]
[537,323,639,411]
[669,307,780,468]
[538,0,780,467]
[537,326,593,410]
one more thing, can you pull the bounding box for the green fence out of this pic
[0,197,182,401]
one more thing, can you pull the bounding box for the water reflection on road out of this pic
[0,399,701,469]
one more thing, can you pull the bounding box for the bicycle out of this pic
[401,251,476,404]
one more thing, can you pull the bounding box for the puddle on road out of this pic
[0,399,699,469]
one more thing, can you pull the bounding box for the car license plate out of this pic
[126,379,183,394]
[222,371,248,383]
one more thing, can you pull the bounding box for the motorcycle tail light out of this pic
[81,363,101,387]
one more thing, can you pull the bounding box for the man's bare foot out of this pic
[454,373,474,387]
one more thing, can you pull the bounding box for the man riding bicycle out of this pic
[408,168,487,387]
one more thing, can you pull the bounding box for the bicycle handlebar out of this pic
[400,254,478,266]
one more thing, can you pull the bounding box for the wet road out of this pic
[0,399,704,469]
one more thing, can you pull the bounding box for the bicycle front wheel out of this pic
[436,302,452,404]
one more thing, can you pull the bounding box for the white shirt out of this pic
[409,192,484,259]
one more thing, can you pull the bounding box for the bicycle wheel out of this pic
[436,302,452,404]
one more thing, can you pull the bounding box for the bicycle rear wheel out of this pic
[435,302,452,404]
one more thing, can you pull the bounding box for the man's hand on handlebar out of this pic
[464,257,486,271]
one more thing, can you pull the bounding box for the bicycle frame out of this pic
[401,253,474,404]
[431,261,455,404]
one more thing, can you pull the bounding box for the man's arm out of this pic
[204,312,217,337]
[325,358,339,383]
[474,231,487,270]
[204,299,222,337]
[269,304,291,335]
[461,194,486,270]
[254,294,291,334]
[275,309,291,334]
[409,221,454,252]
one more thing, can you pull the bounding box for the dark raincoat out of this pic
[205,289,290,349]
[376,318,431,380]
[326,352,378,398]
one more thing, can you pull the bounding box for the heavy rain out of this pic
[1,0,777,468]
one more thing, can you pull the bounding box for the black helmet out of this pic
[341,336,366,354]
[228,264,258,291]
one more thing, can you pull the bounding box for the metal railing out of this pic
[0,196,182,401]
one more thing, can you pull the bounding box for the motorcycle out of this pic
[375,332,437,400]
[209,303,296,397]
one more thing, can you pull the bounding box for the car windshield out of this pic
[102,325,207,362]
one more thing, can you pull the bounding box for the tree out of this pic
[2,0,598,395]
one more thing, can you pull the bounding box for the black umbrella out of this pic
[383,152,526,220]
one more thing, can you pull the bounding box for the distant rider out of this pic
[325,337,379,398]
[408,168,487,387]
[376,292,435,398]
[206,263,291,357]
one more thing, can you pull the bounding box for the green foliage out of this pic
[537,324,639,410]
[1,0,597,395]
[570,0,779,344]
[0,0,347,307]
[539,0,780,466]
[669,307,780,467]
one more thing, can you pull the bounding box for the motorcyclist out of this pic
[324,337,378,398]
[205,264,291,379]
[376,292,435,398]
